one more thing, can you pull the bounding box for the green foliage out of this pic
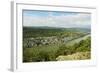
[23,44,58,62]
[56,37,91,57]
[23,27,91,62]
[55,44,73,57]
[76,37,91,52]
[23,27,88,38]
[23,37,91,62]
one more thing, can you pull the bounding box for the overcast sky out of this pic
[23,10,91,28]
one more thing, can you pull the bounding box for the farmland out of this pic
[23,26,91,62]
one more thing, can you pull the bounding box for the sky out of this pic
[23,10,91,28]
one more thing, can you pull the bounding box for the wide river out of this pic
[66,34,91,46]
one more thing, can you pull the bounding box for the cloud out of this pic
[23,11,91,28]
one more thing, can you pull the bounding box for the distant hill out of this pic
[23,26,90,32]
[23,26,90,38]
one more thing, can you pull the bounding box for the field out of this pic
[23,26,91,62]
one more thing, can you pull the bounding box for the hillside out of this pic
[23,26,90,38]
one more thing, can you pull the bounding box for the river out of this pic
[66,34,91,46]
